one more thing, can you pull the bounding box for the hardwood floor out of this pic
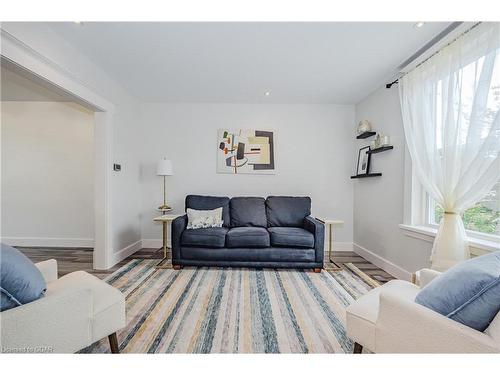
[17,247,395,283]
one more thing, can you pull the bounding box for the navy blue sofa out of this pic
[171,195,325,271]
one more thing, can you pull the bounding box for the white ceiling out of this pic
[47,22,452,104]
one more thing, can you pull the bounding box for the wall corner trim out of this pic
[353,243,412,281]
[106,239,142,269]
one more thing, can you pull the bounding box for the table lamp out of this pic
[157,157,173,210]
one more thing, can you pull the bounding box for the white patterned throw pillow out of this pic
[186,207,224,229]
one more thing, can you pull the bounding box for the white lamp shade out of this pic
[157,158,173,176]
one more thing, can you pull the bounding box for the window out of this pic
[427,180,500,237]
[401,23,500,253]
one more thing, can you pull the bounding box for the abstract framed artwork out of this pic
[356,146,371,175]
[217,129,275,174]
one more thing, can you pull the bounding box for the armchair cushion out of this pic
[415,252,500,332]
[51,271,125,340]
[346,280,419,351]
[0,243,46,312]
[35,259,58,283]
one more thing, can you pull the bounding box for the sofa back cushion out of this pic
[185,195,230,227]
[415,252,500,332]
[230,197,267,227]
[265,196,311,227]
[0,243,47,312]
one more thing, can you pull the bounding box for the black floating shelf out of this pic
[367,145,394,154]
[350,173,382,179]
[356,131,376,139]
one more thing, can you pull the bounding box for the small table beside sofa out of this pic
[171,195,325,271]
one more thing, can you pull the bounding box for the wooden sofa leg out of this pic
[108,332,119,354]
[353,342,363,354]
[173,265,182,270]
[313,268,322,273]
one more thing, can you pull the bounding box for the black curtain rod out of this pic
[385,79,399,89]
[385,23,480,90]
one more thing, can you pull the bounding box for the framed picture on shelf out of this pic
[356,146,371,175]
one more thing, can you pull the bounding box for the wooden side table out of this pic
[316,218,344,271]
[153,214,180,269]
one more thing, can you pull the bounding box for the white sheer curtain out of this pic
[399,22,500,271]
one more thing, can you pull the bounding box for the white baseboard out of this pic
[109,240,142,266]
[353,243,412,281]
[1,237,94,248]
[330,242,353,251]
[141,239,168,249]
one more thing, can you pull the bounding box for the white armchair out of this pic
[346,269,500,353]
[0,259,125,353]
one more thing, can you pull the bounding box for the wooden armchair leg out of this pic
[353,342,363,354]
[108,332,119,353]
[313,268,322,273]
[173,265,182,270]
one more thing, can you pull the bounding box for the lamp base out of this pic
[158,204,172,211]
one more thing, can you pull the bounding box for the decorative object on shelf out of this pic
[380,134,391,147]
[157,157,173,211]
[370,133,392,151]
[356,120,373,135]
[355,146,371,175]
[217,129,275,174]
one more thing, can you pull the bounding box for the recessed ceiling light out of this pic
[414,22,425,29]
[265,91,271,96]
[74,21,84,25]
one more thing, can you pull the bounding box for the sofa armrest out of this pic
[0,287,93,353]
[375,289,500,353]
[35,259,58,283]
[303,216,325,264]
[415,268,441,288]
[171,214,188,262]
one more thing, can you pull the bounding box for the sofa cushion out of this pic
[266,196,311,227]
[181,227,228,248]
[268,227,314,248]
[230,197,267,227]
[415,252,500,331]
[185,195,230,227]
[226,227,270,248]
[0,243,47,312]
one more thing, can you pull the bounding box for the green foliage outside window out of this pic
[434,189,500,235]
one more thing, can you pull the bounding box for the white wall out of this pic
[1,102,94,246]
[353,87,432,278]
[140,103,355,247]
[1,23,142,261]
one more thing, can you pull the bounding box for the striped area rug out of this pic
[82,260,375,353]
